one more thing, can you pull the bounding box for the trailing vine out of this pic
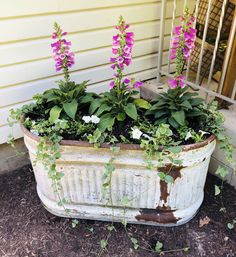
[35,134,80,228]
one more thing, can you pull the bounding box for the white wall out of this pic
[0,0,189,144]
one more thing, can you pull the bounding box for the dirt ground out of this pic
[0,166,235,257]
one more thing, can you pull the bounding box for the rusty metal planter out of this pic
[22,125,216,226]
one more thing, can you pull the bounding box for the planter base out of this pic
[23,125,216,227]
[38,186,203,226]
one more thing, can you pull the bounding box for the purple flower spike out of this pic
[51,23,75,74]
[108,16,142,92]
[108,16,136,90]
[168,7,196,89]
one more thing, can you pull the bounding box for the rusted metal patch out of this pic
[160,180,169,203]
[158,164,184,202]
[159,164,184,180]
[135,208,180,224]
[156,205,172,211]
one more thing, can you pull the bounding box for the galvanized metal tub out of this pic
[22,125,216,226]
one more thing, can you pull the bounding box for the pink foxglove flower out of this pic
[123,78,131,84]
[51,23,75,82]
[109,80,115,89]
[168,7,196,89]
[109,16,142,92]
[168,75,185,89]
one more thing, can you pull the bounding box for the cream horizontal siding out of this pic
[0,0,191,144]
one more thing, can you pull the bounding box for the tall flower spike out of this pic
[51,22,75,82]
[109,16,142,92]
[168,7,196,89]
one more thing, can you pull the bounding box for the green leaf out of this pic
[89,99,101,115]
[167,146,182,154]
[164,175,174,183]
[63,99,78,120]
[158,172,166,181]
[133,98,151,109]
[71,219,79,228]
[130,237,139,250]
[172,110,185,126]
[98,115,115,132]
[151,98,167,108]
[80,94,94,104]
[219,207,226,213]
[107,224,115,231]
[180,100,192,110]
[190,97,204,106]
[123,103,137,120]
[58,198,67,206]
[155,241,163,253]
[155,110,167,119]
[155,117,168,125]
[54,171,64,180]
[49,105,62,123]
[100,239,108,249]
[215,185,221,196]
[215,166,229,179]
[227,223,235,230]
[168,103,178,110]
[168,117,179,129]
[87,129,102,144]
[96,104,112,116]
[117,112,126,121]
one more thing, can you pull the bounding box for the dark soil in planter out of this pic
[0,166,235,257]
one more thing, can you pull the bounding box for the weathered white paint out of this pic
[23,127,216,226]
[0,0,189,144]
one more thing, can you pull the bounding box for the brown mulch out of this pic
[0,166,235,257]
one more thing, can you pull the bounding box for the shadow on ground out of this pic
[0,166,235,257]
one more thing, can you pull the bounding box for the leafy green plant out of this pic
[43,80,94,123]
[145,87,204,129]
[42,22,97,123]
[89,89,150,132]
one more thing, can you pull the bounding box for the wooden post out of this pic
[221,1,236,98]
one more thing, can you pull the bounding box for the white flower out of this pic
[143,133,151,140]
[185,131,192,141]
[199,130,209,136]
[91,115,100,124]
[82,116,91,123]
[131,127,143,140]
[31,129,39,136]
